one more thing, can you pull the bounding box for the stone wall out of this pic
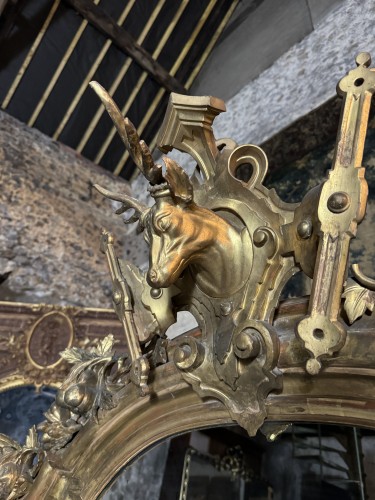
[1,2,375,497]
[192,0,344,101]
[0,110,141,308]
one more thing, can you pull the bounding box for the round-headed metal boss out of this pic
[327,192,350,213]
[297,219,312,239]
[150,288,162,299]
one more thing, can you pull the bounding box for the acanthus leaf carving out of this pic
[2,52,375,500]
[0,426,44,500]
[343,278,375,324]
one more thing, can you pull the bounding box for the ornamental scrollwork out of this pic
[89,52,375,436]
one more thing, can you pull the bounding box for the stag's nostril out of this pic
[148,269,159,283]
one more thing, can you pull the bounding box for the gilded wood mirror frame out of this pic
[1,53,375,500]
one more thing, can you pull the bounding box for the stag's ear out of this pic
[163,157,193,205]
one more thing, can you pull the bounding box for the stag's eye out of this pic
[156,215,171,232]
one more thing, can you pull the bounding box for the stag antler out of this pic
[90,81,164,185]
[94,184,149,228]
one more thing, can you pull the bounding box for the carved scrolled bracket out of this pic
[174,320,281,436]
[157,93,226,185]
[90,56,375,436]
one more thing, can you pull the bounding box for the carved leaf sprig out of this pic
[59,346,97,364]
[93,334,115,356]
[0,434,20,456]
[24,427,38,450]
[90,82,163,184]
[37,401,82,451]
[60,334,116,364]
[343,279,375,324]
[163,156,193,204]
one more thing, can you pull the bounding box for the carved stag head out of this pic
[91,82,203,289]
[92,83,248,297]
[95,153,198,288]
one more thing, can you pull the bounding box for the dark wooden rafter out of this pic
[0,0,27,45]
[63,0,187,95]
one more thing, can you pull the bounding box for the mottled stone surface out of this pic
[191,0,315,100]
[213,0,375,146]
[0,110,139,307]
[192,0,344,101]
[1,3,375,495]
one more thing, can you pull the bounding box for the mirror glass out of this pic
[103,423,373,500]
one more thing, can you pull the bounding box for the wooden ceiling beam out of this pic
[63,0,187,95]
[0,0,27,45]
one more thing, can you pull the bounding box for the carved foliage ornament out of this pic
[42,338,141,464]
[0,335,121,498]
[0,427,43,500]
[1,53,375,499]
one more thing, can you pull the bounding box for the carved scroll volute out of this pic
[297,53,375,374]
[157,93,226,186]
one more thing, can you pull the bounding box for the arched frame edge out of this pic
[29,357,375,499]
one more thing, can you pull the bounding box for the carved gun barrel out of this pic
[100,230,150,396]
